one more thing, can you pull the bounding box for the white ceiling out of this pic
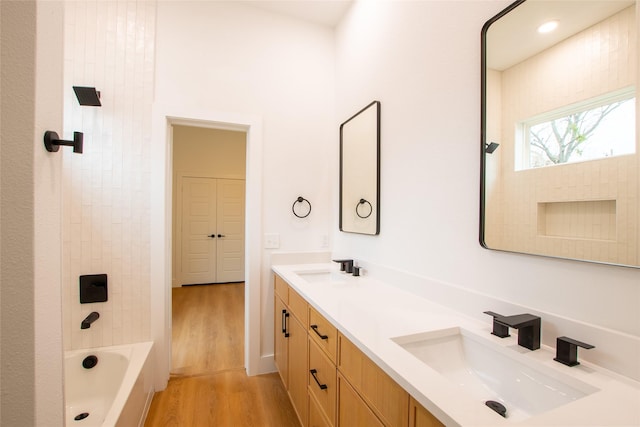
[239,0,354,27]
[487,0,635,70]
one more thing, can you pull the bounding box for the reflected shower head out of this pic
[485,142,499,154]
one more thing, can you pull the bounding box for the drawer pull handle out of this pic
[310,369,328,390]
[282,309,290,338]
[310,324,328,340]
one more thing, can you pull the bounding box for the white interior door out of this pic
[180,177,245,285]
[181,177,218,285]
[216,179,245,282]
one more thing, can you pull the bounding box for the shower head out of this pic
[73,86,101,106]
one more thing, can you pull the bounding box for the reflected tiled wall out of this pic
[62,1,156,350]
[486,6,638,265]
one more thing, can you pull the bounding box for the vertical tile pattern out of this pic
[486,6,638,265]
[62,1,156,350]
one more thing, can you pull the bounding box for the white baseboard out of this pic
[257,354,276,375]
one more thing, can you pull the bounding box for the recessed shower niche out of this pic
[537,200,617,241]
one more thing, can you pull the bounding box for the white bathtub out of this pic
[64,342,154,427]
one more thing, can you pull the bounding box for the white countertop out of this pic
[272,263,640,427]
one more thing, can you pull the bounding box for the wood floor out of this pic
[144,283,300,427]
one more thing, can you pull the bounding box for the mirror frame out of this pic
[339,100,381,235]
[479,0,524,249]
[480,0,638,267]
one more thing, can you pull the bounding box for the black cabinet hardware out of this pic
[310,369,327,390]
[310,324,328,340]
[281,309,289,337]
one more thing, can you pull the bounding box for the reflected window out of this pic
[517,90,636,170]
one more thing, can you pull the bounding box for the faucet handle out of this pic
[554,336,594,367]
[483,311,510,338]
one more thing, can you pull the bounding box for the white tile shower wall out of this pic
[62,1,156,350]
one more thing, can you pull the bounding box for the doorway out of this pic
[150,109,264,391]
[171,125,246,375]
[172,125,246,287]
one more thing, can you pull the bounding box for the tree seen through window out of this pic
[525,96,635,169]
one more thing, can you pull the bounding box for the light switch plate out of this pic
[264,233,280,249]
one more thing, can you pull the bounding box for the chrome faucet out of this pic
[484,311,541,350]
[81,312,100,329]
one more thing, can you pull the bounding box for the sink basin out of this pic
[295,270,348,284]
[392,327,599,422]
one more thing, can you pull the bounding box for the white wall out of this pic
[155,1,335,372]
[62,0,156,351]
[333,0,639,376]
[1,1,65,424]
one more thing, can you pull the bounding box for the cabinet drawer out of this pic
[309,338,337,425]
[309,392,332,427]
[309,306,337,363]
[274,274,288,304]
[289,287,308,326]
[337,373,384,427]
[338,333,409,427]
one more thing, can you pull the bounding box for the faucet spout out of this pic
[484,311,541,350]
[332,259,354,274]
[81,311,100,329]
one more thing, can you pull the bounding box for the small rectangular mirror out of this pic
[340,101,380,235]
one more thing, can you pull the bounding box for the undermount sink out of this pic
[392,327,599,422]
[295,270,348,285]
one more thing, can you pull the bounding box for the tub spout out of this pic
[81,312,100,329]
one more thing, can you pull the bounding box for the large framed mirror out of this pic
[340,101,380,235]
[481,0,638,267]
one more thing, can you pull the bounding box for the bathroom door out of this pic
[180,177,245,285]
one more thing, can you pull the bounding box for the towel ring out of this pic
[292,196,311,218]
[356,198,373,219]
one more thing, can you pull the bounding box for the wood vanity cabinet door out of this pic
[337,333,409,427]
[309,306,338,363]
[337,373,384,427]
[275,274,289,304]
[308,338,337,425]
[274,296,288,386]
[409,397,444,427]
[289,312,309,427]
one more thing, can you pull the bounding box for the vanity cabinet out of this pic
[274,275,309,426]
[274,274,443,427]
[337,372,384,427]
[409,397,444,427]
[309,391,333,427]
[337,332,408,427]
[308,338,337,424]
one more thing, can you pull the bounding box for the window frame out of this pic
[516,86,636,171]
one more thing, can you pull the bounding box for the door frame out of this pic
[151,105,263,390]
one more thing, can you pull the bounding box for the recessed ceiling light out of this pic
[538,20,559,34]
